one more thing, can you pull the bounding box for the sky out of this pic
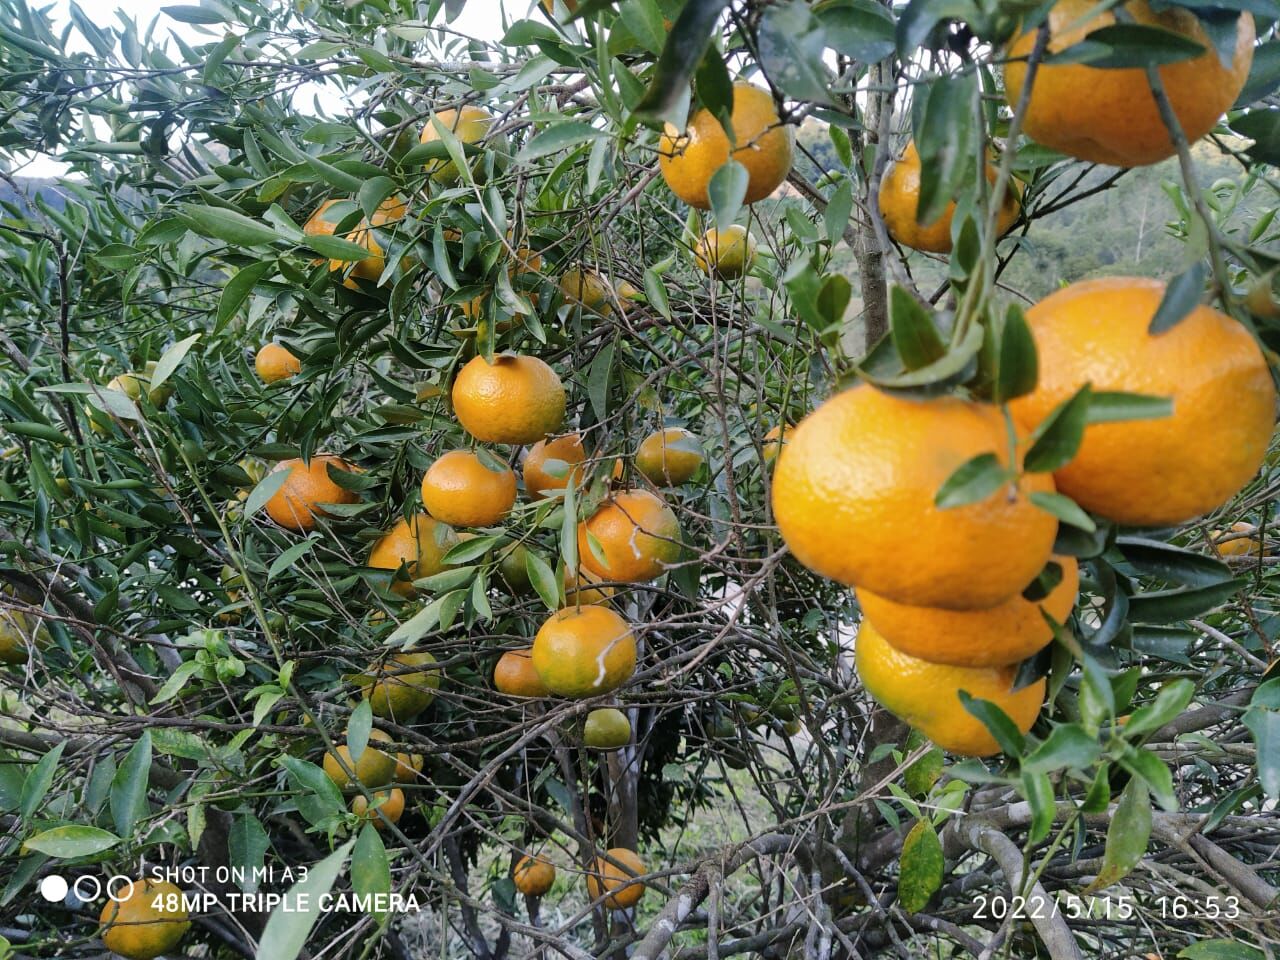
[21,0,514,176]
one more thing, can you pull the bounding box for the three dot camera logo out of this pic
[38,872,136,906]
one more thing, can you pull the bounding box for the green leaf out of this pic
[518,121,608,161]
[934,453,1010,509]
[1022,724,1101,774]
[708,160,748,230]
[163,4,225,23]
[1230,108,1280,166]
[1121,679,1196,739]
[1049,23,1206,69]
[24,825,121,858]
[110,731,152,838]
[181,204,281,248]
[897,819,943,912]
[632,0,730,127]
[1023,384,1091,473]
[244,469,291,521]
[694,46,734,141]
[588,336,617,422]
[217,261,274,330]
[815,0,896,62]
[1149,262,1208,334]
[1029,491,1096,532]
[823,180,854,245]
[992,303,1038,404]
[279,757,344,814]
[149,334,200,393]
[817,275,852,328]
[1126,579,1243,623]
[958,690,1027,756]
[1086,391,1173,424]
[347,700,373,764]
[19,743,66,819]
[913,73,977,227]
[1022,769,1055,844]
[269,538,318,580]
[889,286,945,370]
[758,0,835,104]
[1179,943,1265,960]
[229,814,270,893]
[4,422,70,445]
[643,267,671,320]
[526,551,560,611]
[351,824,392,919]
[255,837,356,960]
[1243,704,1280,798]
[1120,746,1178,811]
[441,535,499,565]
[1082,776,1151,892]
[1116,537,1232,588]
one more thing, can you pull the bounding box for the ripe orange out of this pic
[351,788,405,830]
[855,620,1046,757]
[1215,521,1264,558]
[694,225,758,279]
[421,450,517,527]
[394,751,424,781]
[99,878,190,960]
[452,354,566,445]
[368,514,458,596]
[334,196,408,283]
[577,490,682,582]
[494,648,550,697]
[635,427,705,486]
[772,384,1057,609]
[1004,0,1254,166]
[1009,277,1276,527]
[255,343,301,383]
[559,267,613,314]
[586,848,647,909]
[564,564,615,606]
[584,707,631,749]
[879,141,1020,254]
[531,605,636,697]
[514,854,556,896]
[857,555,1079,668]
[420,105,502,182]
[659,82,794,209]
[265,455,360,532]
[364,652,441,720]
[323,729,397,791]
[0,604,33,665]
[762,423,790,464]
[524,433,587,499]
[303,198,347,243]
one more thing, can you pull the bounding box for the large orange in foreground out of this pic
[531,605,636,697]
[577,490,682,583]
[1004,0,1254,167]
[1010,277,1276,527]
[772,385,1057,609]
[659,82,794,209]
[452,354,566,445]
[855,620,1045,757]
[265,455,360,532]
[421,450,517,527]
[857,555,1079,668]
[99,878,190,960]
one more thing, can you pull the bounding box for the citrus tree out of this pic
[0,0,1278,958]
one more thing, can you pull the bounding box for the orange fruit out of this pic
[394,751,424,781]
[524,433,587,499]
[659,82,794,209]
[420,105,503,182]
[323,729,397,791]
[541,0,577,13]
[368,514,458,596]
[265,455,360,532]
[351,788,405,830]
[772,384,1057,610]
[514,854,557,896]
[99,878,190,960]
[564,564,615,606]
[879,141,1021,254]
[255,343,301,383]
[762,423,791,465]
[331,196,408,283]
[494,648,550,697]
[586,848,647,909]
[452,354,566,445]
[635,427,704,486]
[1004,0,1254,166]
[857,555,1079,668]
[584,707,631,749]
[303,198,347,242]
[531,605,636,697]
[855,620,1046,757]
[694,225,758,279]
[0,604,33,665]
[1009,277,1275,527]
[559,267,613,314]
[364,652,441,720]
[421,450,517,527]
[577,490,682,582]
[1215,521,1264,558]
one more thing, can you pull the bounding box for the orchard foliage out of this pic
[0,0,1277,958]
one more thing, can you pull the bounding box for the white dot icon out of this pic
[39,875,68,903]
